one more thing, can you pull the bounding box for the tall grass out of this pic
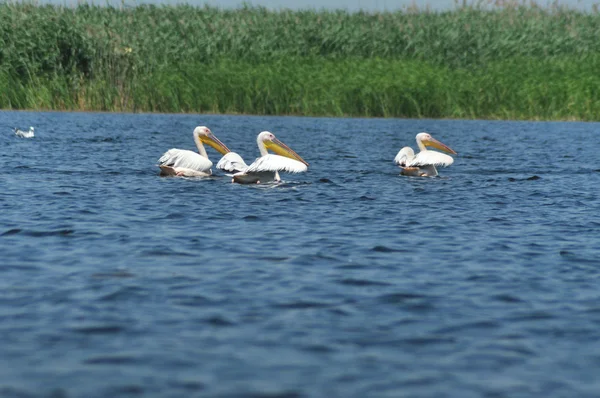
[1,2,600,119]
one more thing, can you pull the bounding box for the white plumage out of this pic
[216,152,248,174]
[158,148,213,176]
[394,132,456,177]
[231,131,309,184]
[244,154,308,174]
[394,147,415,167]
[158,126,231,177]
[14,127,34,138]
[405,150,454,168]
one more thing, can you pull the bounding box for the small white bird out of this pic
[14,127,34,138]
[158,126,231,177]
[394,132,456,177]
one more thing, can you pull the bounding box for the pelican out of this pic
[229,131,308,184]
[158,126,231,177]
[14,127,34,138]
[216,151,249,174]
[394,132,456,177]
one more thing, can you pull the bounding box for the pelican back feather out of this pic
[408,151,454,168]
[245,154,308,174]
[394,147,415,167]
[158,148,212,172]
[216,152,248,173]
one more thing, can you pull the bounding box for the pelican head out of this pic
[194,126,231,155]
[258,131,309,167]
[416,132,457,154]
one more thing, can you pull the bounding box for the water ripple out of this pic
[84,354,140,364]
[72,325,125,335]
[272,300,332,309]
[336,278,393,287]
[1,228,75,237]
[2,112,599,397]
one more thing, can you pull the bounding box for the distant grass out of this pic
[1,2,600,119]
[3,56,599,120]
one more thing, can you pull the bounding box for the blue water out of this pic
[1,110,600,397]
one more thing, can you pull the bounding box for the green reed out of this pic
[3,56,598,120]
[1,2,600,119]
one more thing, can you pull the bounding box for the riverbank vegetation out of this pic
[1,2,599,119]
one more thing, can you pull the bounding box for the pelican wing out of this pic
[394,147,415,167]
[158,148,212,172]
[14,128,34,138]
[245,154,308,174]
[408,151,454,167]
[216,152,248,173]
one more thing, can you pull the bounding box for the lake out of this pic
[1,110,599,397]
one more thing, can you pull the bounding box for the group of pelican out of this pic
[158,126,309,184]
[158,126,456,183]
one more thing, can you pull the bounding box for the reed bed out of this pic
[1,2,600,119]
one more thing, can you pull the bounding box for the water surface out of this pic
[1,111,599,397]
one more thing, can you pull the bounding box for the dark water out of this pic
[1,110,600,397]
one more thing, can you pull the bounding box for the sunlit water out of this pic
[1,110,600,397]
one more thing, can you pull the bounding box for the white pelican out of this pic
[14,127,34,138]
[394,132,456,177]
[158,126,231,177]
[216,151,249,174]
[229,131,308,184]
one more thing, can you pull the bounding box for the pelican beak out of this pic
[201,133,231,156]
[265,138,309,167]
[425,137,457,155]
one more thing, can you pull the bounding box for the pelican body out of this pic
[227,131,308,184]
[14,127,34,138]
[216,151,248,174]
[394,132,456,177]
[158,126,231,177]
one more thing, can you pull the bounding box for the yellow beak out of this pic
[201,133,231,156]
[425,137,457,155]
[265,138,309,167]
